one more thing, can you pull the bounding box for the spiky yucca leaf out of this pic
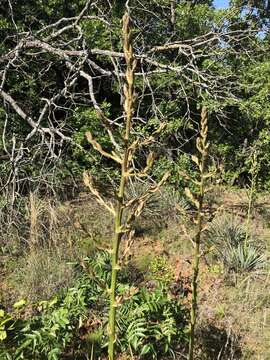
[206,215,265,272]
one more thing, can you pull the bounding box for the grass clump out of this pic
[11,248,76,301]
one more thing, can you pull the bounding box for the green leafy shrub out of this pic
[1,251,189,359]
[0,287,88,360]
[148,255,174,287]
[117,285,188,358]
[0,309,16,342]
[153,153,196,191]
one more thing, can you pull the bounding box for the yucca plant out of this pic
[83,7,168,360]
[206,215,265,273]
[229,244,265,273]
[180,107,210,360]
[207,215,247,250]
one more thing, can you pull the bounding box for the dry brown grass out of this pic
[10,246,76,301]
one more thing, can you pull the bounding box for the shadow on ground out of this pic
[196,324,242,360]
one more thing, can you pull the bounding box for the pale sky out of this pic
[214,0,230,8]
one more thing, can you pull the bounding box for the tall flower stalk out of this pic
[107,11,136,360]
[185,107,209,360]
[83,8,169,360]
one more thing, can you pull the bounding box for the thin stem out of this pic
[188,208,203,359]
[245,150,258,248]
[108,164,126,359]
[90,343,94,360]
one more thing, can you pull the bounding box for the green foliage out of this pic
[117,286,188,358]
[174,2,217,39]
[0,252,108,359]
[0,1,270,358]
[148,256,174,287]
[0,251,189,359]
[0,309,14,342]
[153,153,196,191]
[1,0,270,195]
[0,287,87,359]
